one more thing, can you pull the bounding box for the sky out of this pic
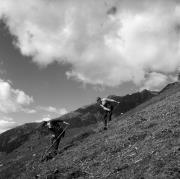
[0,0,180,133]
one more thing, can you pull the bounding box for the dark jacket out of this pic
[49,119,65,138]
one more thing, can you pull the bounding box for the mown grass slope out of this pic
[21,82,180,179]
[0,90,155,156]
[0,90,156,179]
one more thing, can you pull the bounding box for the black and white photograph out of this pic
[0,0,180,178]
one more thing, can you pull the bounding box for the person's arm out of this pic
[57,121,70,128]
[104,98,120,104]
[63,121,70,125]
[100,104,110,111]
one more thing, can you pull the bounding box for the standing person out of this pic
[96,97,120,130]
[43,119,69,160]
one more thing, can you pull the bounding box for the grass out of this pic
[1,83,180,179]
[20,85,180,179]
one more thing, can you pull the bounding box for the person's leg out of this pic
[53,134,61,150]
[44,135,56,161]
[50,135,60,157]
[109,106,113,121]
[109,111,112,121]
[103,112,108,130]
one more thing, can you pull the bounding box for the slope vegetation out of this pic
[20,82,180,179]
[0,89,163,179]
[0,90,155,155]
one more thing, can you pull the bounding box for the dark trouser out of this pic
[50,131,65,154]
[51,136,61,152]
[103,110,112,128]
[44,131,65,161]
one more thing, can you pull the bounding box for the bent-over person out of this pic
[97,97,120,130]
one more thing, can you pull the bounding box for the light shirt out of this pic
[101,98,107,106]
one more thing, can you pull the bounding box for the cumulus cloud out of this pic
[141,72,169,91]
[21,108,36,114]
[0,79,33,113]
[35,114,51,123]
[38,106,68,116]
[1,0,180,89]
[0,116,17,133]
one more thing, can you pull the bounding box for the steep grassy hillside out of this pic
[0,90,155,156]
[0,123,99,179]
[0,89,157,178]
[18,82,180,179]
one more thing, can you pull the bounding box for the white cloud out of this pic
[1,0,180,89]
[35,114,51,123]
[141,72,169,91]
[38,106,68,116]
[0,116,17,133]
[21,108,36,114]
[35,106,67,122]
[58,108,68,116]
[44,106,58,113]
[0,79,33,113]
[16,90,32,105]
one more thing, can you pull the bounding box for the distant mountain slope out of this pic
[160,82,180,94]
[0,123,39,153]
[109,89,158,116]
[18,82,180,179]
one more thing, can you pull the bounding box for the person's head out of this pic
[96,97,101,105]
[42,121,47,127]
